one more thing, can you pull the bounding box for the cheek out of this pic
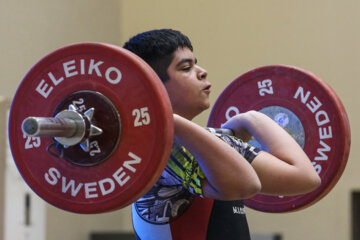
[164,83,182,105]
[165,79,189,96]
[164,75,199,104]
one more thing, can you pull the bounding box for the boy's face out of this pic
[164,47,211,120]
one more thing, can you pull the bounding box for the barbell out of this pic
[8,42,351,214]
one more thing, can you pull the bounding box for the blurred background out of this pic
[0,0,358,239]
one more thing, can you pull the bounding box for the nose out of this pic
[197,66,208,80]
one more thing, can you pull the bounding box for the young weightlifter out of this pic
[123,29,321,240]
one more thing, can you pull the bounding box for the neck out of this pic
[173,109,201,121]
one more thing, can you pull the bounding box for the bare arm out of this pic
[173,114,261,200]
[222,110,321,196]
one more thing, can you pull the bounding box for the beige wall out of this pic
[0,98,11,240]
[1,0,359,240]
[120,1,358,240]
[0,0,122,99]
[0,1,132,240]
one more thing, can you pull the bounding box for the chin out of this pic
[204,102,211,110]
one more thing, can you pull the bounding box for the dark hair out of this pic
[123,29,193,82]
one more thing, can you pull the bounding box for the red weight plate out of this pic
[207,65,351,213]
[9,43,174,213]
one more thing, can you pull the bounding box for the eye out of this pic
[182,66,192,72]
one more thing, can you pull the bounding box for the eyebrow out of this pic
[175,58,198,67]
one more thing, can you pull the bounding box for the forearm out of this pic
[223,111,321,195]
[225,111,307,165]
[236,111,307,162]
[173,114,261,200]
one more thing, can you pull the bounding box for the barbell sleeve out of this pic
[22,117,77,137]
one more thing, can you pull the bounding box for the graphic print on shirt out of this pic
[134,168,195,224]
[134,132,260,226]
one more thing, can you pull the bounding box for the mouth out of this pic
[203,84,211,94]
